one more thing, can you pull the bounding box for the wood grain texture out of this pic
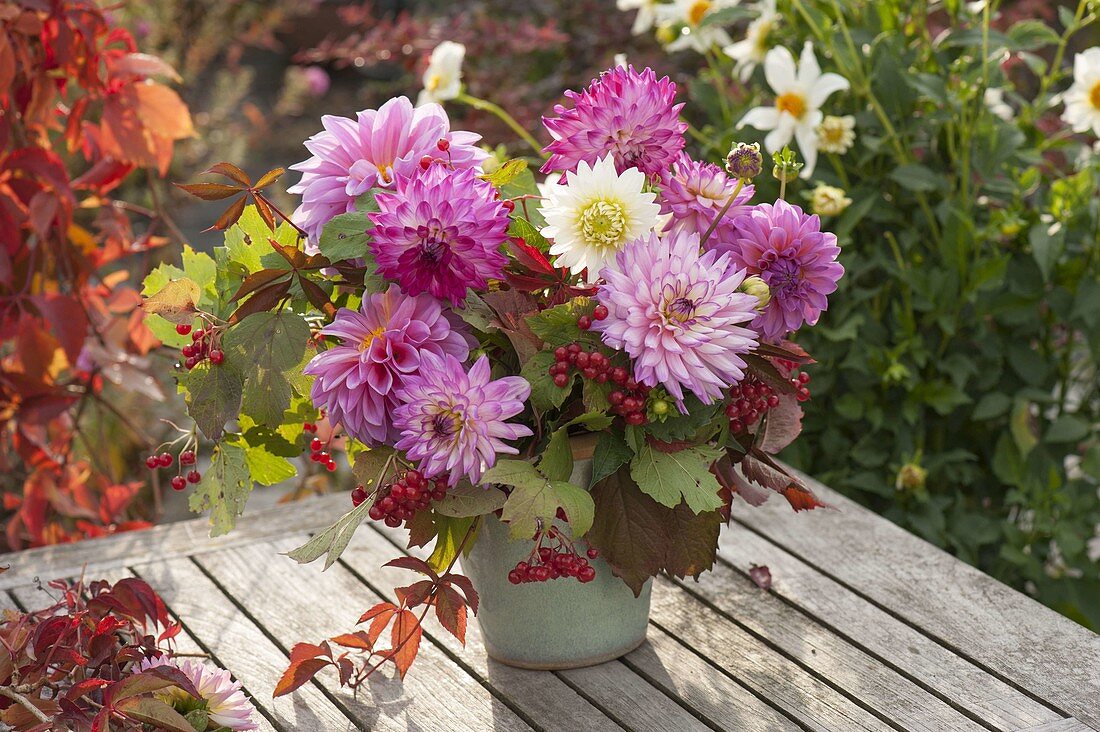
[194,536,535,732]
[134,557,356,731]
[718,525,1063,730]
[0,493,349,590]
[730,468,1100,728]
[1019,719,1100,732]
[649,576,894,732]
[341,523,625,732]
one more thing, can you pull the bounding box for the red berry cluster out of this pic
[307,435,337,472]
[724,376,780,434]
[178,324,223,370]
[774,360,812,402]
[547,341,650,426]
[508,526,599,584]
[145,449,200,490]
[365,470,449,528]
[418,138,454,171]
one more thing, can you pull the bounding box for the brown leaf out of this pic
[299,275,336,318]
[174,182,243,201]
[384,556,438,579]
[114,697,195,732]
[227,278,291,325]
[273,657,332,697]
[208,195,248,232]
[389,609,423,678]
[252,192,276,231]
[394,580,435,608]
[205,162,252,186]
[748,564,773,590]
[255,167,286,189]
[588,469,669,596]
[231,268,291,303]
[142,278,200,325]
[434,585,468,644]
[441,572,479,614]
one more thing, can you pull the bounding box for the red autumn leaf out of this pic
[208,195,248,232]
[288,641,330,663]
[274,656,332,697]
[748,564,773,590]
[205,162,252,186]
[173,182,244,201]
[388,609,423,678]
[394,580,435,609]
[330,631,374,651]
[782,484,828,512]
[226,277,291,325]
[384,555,438,579]
[440,572,479,614]
[108,52,181,82]
[251,192,276,230]
[359,601,398,647]
[254,167,286,189]
[434,585,468,645]
[230,268,292,303]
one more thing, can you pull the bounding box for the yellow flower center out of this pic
[578,199,628,249]
[432,409,464,438]
[753,19,773,54]
[776,92,807,119]
[427,73,441,92]
[1090,80,1100,110]
[359,326,385,352]
[822,126,843,144]
[688,0,711,26]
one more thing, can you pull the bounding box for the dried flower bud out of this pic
[739,275,771,310]
[725,142,763,180]
[895,462,928,492]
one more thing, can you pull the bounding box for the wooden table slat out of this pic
[194,536,535,732]
[730,471,1100,728]
[718,525,1064,730]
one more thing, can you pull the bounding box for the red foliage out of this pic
[0,0,193,549]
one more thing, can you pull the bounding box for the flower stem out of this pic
[457,93,546,159]
[700,179,745,247]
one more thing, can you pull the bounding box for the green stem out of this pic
[456,92,546,158]
[701,179,746,246]
[705,49,733,127]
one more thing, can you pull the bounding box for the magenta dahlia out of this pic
[595,230,759,407]
[541,65,687,179]
[368,164,510,305]
[288,97,488,241]
[303,284,473,445]
[723,200,844,340]
[394,352,532,486]
[659,153,755,241]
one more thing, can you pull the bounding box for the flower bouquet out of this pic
[145,58,843,685]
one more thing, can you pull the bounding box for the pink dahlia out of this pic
[303,284,473,445]
[288,96,488,241]
[138,656,258,731]
[394,352,532,486]
[724,200,844,340]
[541,65,687,179]
[659,153,755,241]
[595,230,759,407]
[368,164,509,305]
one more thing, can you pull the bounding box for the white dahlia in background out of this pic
[617,0,659,35]
[723,0,779,82]
[984,88,1014,121]
[816,114,855,154]
[1062,47,1100,137]
[738,42,850,178]
[417,41,465,106]
[656,0,735,54]
[541,154,660,280]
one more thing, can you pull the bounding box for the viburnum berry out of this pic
[176,323,192,335]
[326,460,337,472]
[184,356,198,370]
[577,315,592,330]
[310,438,323,453]
[187,470,202,484]
[145,455,159,470]
[586,547,599,559]
[209,349,224,365]
[170,476,186,491]
[592,304,609,321]
[502,199,515,212]
[157,452,173,467]
[303,422,317,433]
[436,138,450,152]
[191,329,204,341]
[367,470,450,527]
[419,155,433,170]
[351,486,367,507]
[180,450,196,465]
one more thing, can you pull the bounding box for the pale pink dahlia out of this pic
[393,352,532,486]
[724,200,844,340]
[303,284,473,445]
[138,656,258,731]
[595,231,759,407]
[368,165,509,305]
[541,65,687,179]
[659,153,755,241]
[288,96,488,241]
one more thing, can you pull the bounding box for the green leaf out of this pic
[507,216,552,251]
[1045,416,1089,444]
[972,393,1011,421]
[540,428,573,482]
[500,475,561,539]
[225,311,310,371]
[114,697,195,732]
[643,395,720,442]
[241,441,296,485]
[457,291,495,332]
[552,480,594,537]
[286,499,371,569]
[142,277,201,325]
[527,300,588,346]
[590,431,633,488]
[350,445,396,488]
[889,164,942,192]
[241,367,293,427]
[630,444,724,514]
[427,515,477,572]
[318,210,371,262]
[1007,19,1060,50]
[481,459,544,488]
[481,158,528,188]
[1028,224,1064,283]
[521,350,573,411]
[183,363,244,441]
[189,442,252,536]
[434,482,508,517]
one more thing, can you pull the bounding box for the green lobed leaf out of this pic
[521,350,574,412]
[317,210,372,262]
[350,445,397,488]
[527,300,588,346]
[183,363,244,441]
[552,480,594,537]
[434,482,508,518]
[286,499,372,569]
[241,441,296,485]
[539,428,573,482]
[630,443,724,514]
[188,442,252,536]
[481,158,528,188]
[224,311,310,427]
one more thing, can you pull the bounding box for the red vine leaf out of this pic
[389,609,423,679]
[173,182,243,201]
[441,572,479,614]
[384,555,438,579]
[230,268,291,303]
[207,195,248,232]
[226,278,291,325]
[748,564,773,590]
[434,585,468,645]
[394,579,435,609]
[330,631,374,651]
[254,167,286,189]
[274,655,332,697]
[205,162,252,186]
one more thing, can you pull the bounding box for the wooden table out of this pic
[2,473,1097,732]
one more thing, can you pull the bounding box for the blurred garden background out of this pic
[3,0,1098,628]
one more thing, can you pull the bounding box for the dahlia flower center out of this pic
[822,126,844,144]
[688,0,712,26]
[431,408,464,439]
[1090,80,1100,110]
[665,295,698,324]
[579,200,628,249]
[427,73,442,92]
[777,92,807,119]
[763,257,804,297]
[378,164,394,185]
[415,218,452,264]
[358,326,386,352]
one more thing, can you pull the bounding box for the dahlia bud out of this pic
[739,275,771,310]
[771,146,803,183]
[725,142,763,180]
[810,184,852,217]
[895,462,928,492]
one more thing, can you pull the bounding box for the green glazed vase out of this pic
[461,436,652,670]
